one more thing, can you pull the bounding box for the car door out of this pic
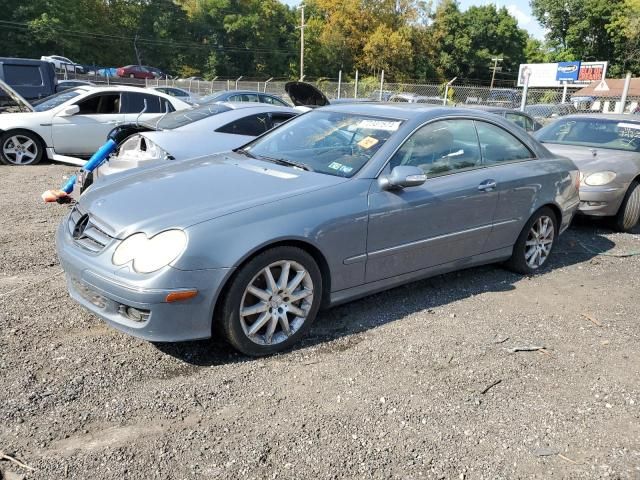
[473,120,541,251]
[365,119,500,283]
[51,92,124,155]
[121,92,172,125]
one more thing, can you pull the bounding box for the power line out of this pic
[0,20,297,55]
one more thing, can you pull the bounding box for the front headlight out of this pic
[584,171,616,186]
[112,230,187,273]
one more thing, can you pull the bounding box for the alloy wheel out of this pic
[2,135,39,165]
[239,260,314,346]
[525,215,555,269]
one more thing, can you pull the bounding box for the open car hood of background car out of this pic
[284,81,330,107]
[0,78,34,112]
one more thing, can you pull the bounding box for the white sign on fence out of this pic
[517,61,608,88]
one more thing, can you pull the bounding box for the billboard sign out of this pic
[518,61,608,87]
[556,61,581,81]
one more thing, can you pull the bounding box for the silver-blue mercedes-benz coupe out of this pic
[57,104,580,356]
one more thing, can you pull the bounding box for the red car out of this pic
[116,65,155,79]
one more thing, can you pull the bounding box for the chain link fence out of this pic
[47,71,640,116]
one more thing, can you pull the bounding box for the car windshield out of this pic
[32,89,83,111]
[144,103,232,130]
[536,118,640,152]
[243,110,403,177]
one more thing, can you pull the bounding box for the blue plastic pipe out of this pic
[60,138,117,194]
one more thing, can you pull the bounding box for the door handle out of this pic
[478,180,497,192]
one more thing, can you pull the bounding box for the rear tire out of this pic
[505,207,558,275]
[0,130,44,166]
[612,181,640,232]
[217,247,322,356]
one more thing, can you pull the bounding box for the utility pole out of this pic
[490,57,503,90]
[298,5,305,81]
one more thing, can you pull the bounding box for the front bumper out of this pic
[578,185,626,217]
[56,220,232,342]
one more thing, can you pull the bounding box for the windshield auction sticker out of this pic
[357,120,401,131]
[358,136,379,149]
[617,123,640,139]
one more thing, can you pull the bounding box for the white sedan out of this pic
[0,86,190,166]
[40,55,84,73]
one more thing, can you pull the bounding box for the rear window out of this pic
[4,64,43,86]
[143,103,232,130]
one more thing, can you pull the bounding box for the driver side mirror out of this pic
[378,165,427,190]
[59,105,80,117]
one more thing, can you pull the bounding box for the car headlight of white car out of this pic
[584,171,617,186]
[112,230,187,273]
[117,134,171,162]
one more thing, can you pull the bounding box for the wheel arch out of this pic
[210,238,333,333]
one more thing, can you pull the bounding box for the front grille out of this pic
[67,206,114,253]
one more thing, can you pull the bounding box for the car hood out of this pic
[284,81,330,107]
[80,152,348,238]
[542,143,640,172]
[0,78,34,112]
[142,130,253,160]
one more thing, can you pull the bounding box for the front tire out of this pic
[505,207,558,275]
[218,247,322,356]
[0,130,44,165]
[612,181,640,232]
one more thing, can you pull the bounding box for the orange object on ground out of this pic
[42,190,70,203]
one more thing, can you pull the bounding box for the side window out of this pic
[505,113,528,130]
[231,93,259,103]
[122,93,163,114]
[389,119,482,177]
[159,98,175,113]
[475,121,534,164]
[260,95,288,106]
[215,113,271,136]
[270,113,296,128]
[76,94,121,114]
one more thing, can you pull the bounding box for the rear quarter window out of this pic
[3,64,43,86]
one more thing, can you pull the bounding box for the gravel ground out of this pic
[1,163,639,480]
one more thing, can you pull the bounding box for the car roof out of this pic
[562,113,640,122]
[319,103,508,121]
[216,102,296,112]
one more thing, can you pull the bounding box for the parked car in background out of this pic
[0,58,57,105]
[145,67,169,79]
[462,105,543,132]
[283,81,372,107]
[0,86,190,166]
[57,105,579,356]
[201,90,290,107]
[535,114,640,231]
[389,93,442,104]
[525,103,577,125]
[93,103,298,179]
[56,80,95,92]
[149,86,199,104]
[40,55,84,73]
[485,88,522,108]
[368,90,395,101]
[97,67,118,78]
[117,65,155,80]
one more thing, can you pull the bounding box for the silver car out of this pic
[535,114,640,231]
[57,105,580,356]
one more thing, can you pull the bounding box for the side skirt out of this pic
[328,246,513,307]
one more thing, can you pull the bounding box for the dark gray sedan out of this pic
[57,104,579,356]
[535,114,640,231]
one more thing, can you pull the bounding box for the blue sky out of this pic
[280,0,545,40]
